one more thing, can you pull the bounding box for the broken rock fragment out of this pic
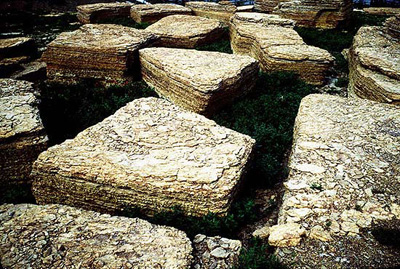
[130,4,192,23]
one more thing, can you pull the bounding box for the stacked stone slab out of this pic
[269,94,400,267]
[185,1,237,25]
[0,37,36,77]
[363,7,400,16]
[146,15,224,48]
[0,79,48,185]
[348,21,400,105]
[41,24,157,85]
[139,48,258,115]
[76,2,133,24]
[130,4,192,23]
[230,13,334,85]
[32,98,255,217]
[0,203,193,268]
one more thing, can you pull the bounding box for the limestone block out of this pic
[268,223,306,247]
[0,37,35,59]
[130,4,192,23]
[185,1,237,25]
[364,7,400,16]
[77,2,133,24]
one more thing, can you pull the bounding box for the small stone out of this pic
[252,226,270,239]
[309,225,333,241]
[268,223,306,247]
[210,247,229,259]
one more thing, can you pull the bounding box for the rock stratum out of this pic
[0,203,193,268]
[0,79,48,185]
[146,15,224,48]
[230,12,334,85]
[272,94,400,268]
[349,22,400,105]
[41,24,157,85]
[32,97,255,216]
[139,47,258,115]
[185,1,237,25]
[130,4,192,23]
[76,2,133,24]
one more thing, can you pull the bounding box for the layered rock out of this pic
[348,24,400,105]
[385,15,400,39]
[230,13,334,85]
[130,4,192,23]
[185,1,237,25]
[364,7,400,16]
[146,15,224,48]
[76,2,133,24]
[139,47,258,115]
[0,37,36,77]
[0,203,193,268]
[193,234,242,269]
[0,79,48,185]
[10,60,47,82]
[41,24,157,85]
[272,94,400,267]
[32,97,255,216]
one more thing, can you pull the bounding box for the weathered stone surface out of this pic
[385,15,400,39]
[130,4,192,23]
[11,60,47,82]
[268,223,306,247]
[0,79,48,185]
[140,47,258,115]
[32,97,255,216]
[146,15,224,48]
[0,37,35,59]
[193,234,241,269]
[0,203,193,268]
[349,25,400,105]
[237,5,254,12]
[186,1,237,25]
[77,2,133,24]
[364,7,400,16]
[42,24,157,85]
[0,56,29,77]
[230,12,334,85]
[275,94,400,267]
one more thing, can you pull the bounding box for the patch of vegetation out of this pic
[98,17,150,29]
[196,27,233,54]
[310,182,323,191]
[0,184,35,204]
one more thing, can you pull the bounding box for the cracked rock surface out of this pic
[0,203,193,268]
[273,94,400,267]
[0,79,48,184]
[140,47,258,116]
[230,12,334,85]
[185,1,237,25]
[32,97,255,216]
[130,4,192,23]
[77,2,133,24]
[146,15,224,48]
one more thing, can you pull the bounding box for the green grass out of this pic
[97,17,150,29]
[196,27,233,54]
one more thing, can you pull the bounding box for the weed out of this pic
[97,17,150,29]
[310,182,323,191]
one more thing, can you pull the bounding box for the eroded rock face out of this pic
[0,203,193,268]
[0,37,35,59]
[146,15,224,48]
[349,25,400,105]
[185,1,237,25]
[0,79,48,185]
[140,47,258,115]
[76,2,133,24]
[364,7,400,16]
[32,97,255,216]
[130,4,192,23]
[385,15,400,39]
[275,94,400,267]
[193,234,242,269]
[41,24,157,85]
[230,12,334,85]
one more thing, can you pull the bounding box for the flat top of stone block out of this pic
[266,44,334,62]
[0,203,192,268]
[186,1,237,12]
[77,2,132,12]
[139,48,257,93]
[131,3,191,13]
[231,12,295,27]
[34,97,255,193]
[146,15,223,37]
[0,79,44,140]
[0,37,32,50]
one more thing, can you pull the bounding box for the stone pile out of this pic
[76,2,133,24]
[348,21,400,105]
[185,1,237,25]
[0,37,36,77]
[269,94,400,267]
[146,15,224,48]
[139,48,258,115]
[41,24,157,85]
[0,79,48,185]
[230,12,334,85]
[130,4,192,23]
[0,203,193,268]
[31,97,255,217]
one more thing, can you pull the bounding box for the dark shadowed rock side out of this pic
[76,2,133,24]
[0,37,36,77]
[0,203,193,268]
[0,79,48,185]
[185,1,237,25]
[130,4,192,23]
[32,97,255,217]
[268,94,400,268]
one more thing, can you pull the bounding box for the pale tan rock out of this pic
[0,204,193,268]
[130,4,192,23]
[139,47,258,116]
[146,15,224,48]
[252,226,270,238]
[42,24,157,85]
[309,225,332,241]
[0,79,48,185]
[0,37,35,59]
[32,97,255,217]
[76,2,133,24]
[186,1,237,25]
[230,12,334,85]
[237,5,254,12]
[348,26,400,105]
[364,7,400,16]
[268,223,306,247]
[385,15,400,39]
